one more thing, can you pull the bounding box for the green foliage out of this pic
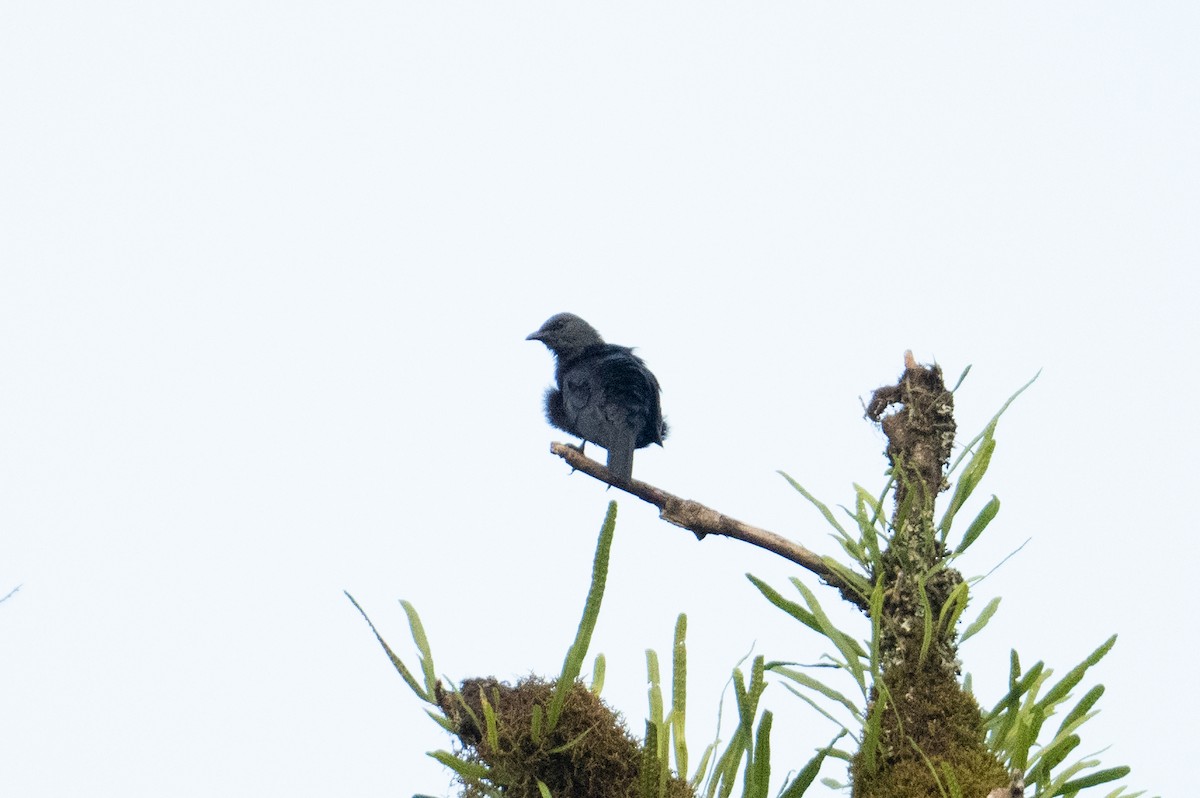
[959,596,1001,645]
[642,722,663,798]
[984,636,1144,797]
[939,434,995,542]
[352,369,1153,798]
[701,656,771,798]
[671,615,690,780]
[940,371,1037,547]
[590,653,606,695]
[345,591,438,705]
[777,732,847,798]
[743,710,773,798]
[750,372,1149,797]
[642,614,720,793]
[743,566,872,793]
[548,500,618,731]
[351,503,699,798]
[646,649,667,781]
[953,495,1000,556]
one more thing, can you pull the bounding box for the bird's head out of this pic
[526,313,604,356]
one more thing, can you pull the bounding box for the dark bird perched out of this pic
[527,313,667,482]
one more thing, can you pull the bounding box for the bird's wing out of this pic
[561,369,595,416]
[592,347,665,447]
[560,345,664,455]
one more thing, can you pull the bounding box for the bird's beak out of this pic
[525,331,543,341]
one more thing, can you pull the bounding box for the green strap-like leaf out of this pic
[915,574,935,667]
[948,371,1039,475]
[746,574,822,636]
[428,750,491,781]
[769,665,862,720]
[951,364,973,392]
[777,731,847,798]
[1053,766,1131,795]
[819,556,873,600]
[743,711,773,798]
[647,649,664,732]
[936,581,970,638]
[851,484,884,565]
[1026,733,1080,784]
[426,707,458,734]
[478,685,499,751]
[959,596,1001,644]
[344,592,432,704]
[790,578,868,688]
[953,495,1000,555]
[671,613,689,779]
[712,661,768,798]
[400,599,439,698]
[531,703,543,745]
[690,741,717,790]
[546,724,596,755]
[859,685,885,775]
[1056,684,1105,735]
[868,577,884,681]
[548,501,618,731]
[940,435,995,535]
[778,471,850,537]
[590,653,606,695]
[641,722,661,798]
[1039,635,1117,709]
[776,681,858,736]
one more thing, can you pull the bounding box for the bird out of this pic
[527,313,667,482]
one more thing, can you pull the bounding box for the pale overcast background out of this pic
[2,4,1196,797]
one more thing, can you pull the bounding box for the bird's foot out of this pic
[565,441,586,474]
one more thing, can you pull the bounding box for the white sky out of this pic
[2,4,1196,797]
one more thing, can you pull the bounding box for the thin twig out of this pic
[549,443,869,611]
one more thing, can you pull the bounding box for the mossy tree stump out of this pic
[853,358,1008,797]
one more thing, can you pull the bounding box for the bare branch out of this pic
[548,443,869,611]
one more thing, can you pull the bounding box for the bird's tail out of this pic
[606,427,636,482]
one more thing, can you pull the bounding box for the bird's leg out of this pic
[567,440,614,489]
[564,440,586,473]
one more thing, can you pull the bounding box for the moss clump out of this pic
[439,675,692,798]
[850,662,1007,798]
